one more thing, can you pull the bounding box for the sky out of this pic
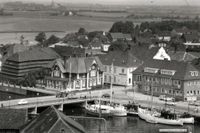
[1,0,200,6]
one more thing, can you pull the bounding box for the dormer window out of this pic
[190,71,198,76]
[144,67,159,74]
[160,69,176,76]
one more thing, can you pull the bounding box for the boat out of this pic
[178,117,194,124]
[84,100,127,117]
[84,102,112,117]
[84,63,127,117]
[138,107,183,126]
[177,112,194,124]
[125,102,139,116]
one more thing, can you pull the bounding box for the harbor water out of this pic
[63,105,200,133]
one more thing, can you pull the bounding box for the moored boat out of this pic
[84,103,112,117]
[138,107,183,126]
[178,117,194,124]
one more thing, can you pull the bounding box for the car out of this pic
[165,101,176,106]
[18,99,28,105]
[159,95,174,102]
[101,93,110,98]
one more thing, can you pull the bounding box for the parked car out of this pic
[159,95,174,102]
[101,93,110,98]
[18,99,28,105]
[165,101,176,106]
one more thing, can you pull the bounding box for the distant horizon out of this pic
[0,0,200,6]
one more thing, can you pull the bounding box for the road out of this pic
[1,86,200,116]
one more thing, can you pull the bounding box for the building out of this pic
[1,43,29,62]
[99,50,142,86]
[0,47,60,81]
[153,47,171,61]
[45,56,104,91]
[110,33,132,42]
[20,106,85,133]
[101,43,111,52]
[133,59,200,101]
[167,51,200,62]
[156,31,171,42]
[0,108,27,133]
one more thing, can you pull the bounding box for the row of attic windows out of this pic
[144,67,176,76]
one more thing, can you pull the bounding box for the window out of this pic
[190,71,199,76]
[137,75,142,81]
[114,67,117,73]
[144,67,159,73]
[129,78,131,84]
[114,76,116,83]
[61,129,65,133]
[160,69,176,75]
[122,68,124,73]
[104,75,107,82]
[198,91,200,95]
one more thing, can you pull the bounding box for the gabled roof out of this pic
[184,34,199,42]
[65,56,104,74]
[20,106,85,133]
[98,50,142,68]
[133,59,200,80]
[7,47,60,62]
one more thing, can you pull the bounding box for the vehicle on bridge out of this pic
[18,99,28,105]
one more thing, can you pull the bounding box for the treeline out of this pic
[109,20,200,34]
[140,20,200,33]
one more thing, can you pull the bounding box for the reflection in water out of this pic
[63,105,198,133]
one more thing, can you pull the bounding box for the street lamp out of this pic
[8,96,11,108]
[36,93,39,107]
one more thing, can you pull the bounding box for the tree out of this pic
[78,27,87,35]
[109,21,134,34]
[35,32,46,47]
[109,40,130,52]
[46,35,60,46]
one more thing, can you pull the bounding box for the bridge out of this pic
[0,95,96,114]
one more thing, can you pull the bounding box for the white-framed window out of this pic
[190,71,199,76]
[122,68,125,73]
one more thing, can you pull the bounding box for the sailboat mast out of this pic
[69,56,71,91]
[110,62,113,103]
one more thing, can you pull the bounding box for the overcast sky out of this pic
[1,0,200,6]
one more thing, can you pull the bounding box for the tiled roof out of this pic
[7,47,60,62]
[20,106,85,133]
[0,108,27,129]
[133,59,200,80]
[184,34,199,42]
[110,33,124,40]
[65,56,104,74]
[168,51,199,62]
[98,50,142,68]
[131,46,159,62]
[110,33,132,40]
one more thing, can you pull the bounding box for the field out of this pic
[0,12,115,44]
[77,11,130,18]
